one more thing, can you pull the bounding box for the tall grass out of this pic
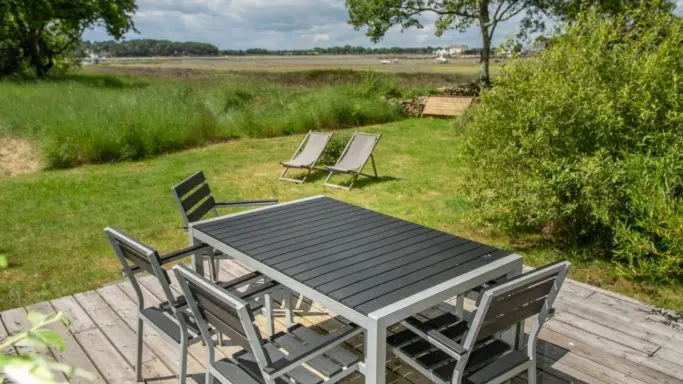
[0,72,406,168]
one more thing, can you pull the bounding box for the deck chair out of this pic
[106,227,282,384]
[324,131,382,191]
[172,171,278,280]
[279,131,334,183]
[387,261,570,384]
[174,264,363,384]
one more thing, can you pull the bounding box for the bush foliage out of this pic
[464,5,683,281]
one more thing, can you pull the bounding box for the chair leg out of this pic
[204,370,213,384]
[347,174,359,191]
[264,293,274,337]
[206,254,218,282]
[528,362,538,384]
[370,155,378,178]
[283,287,294,328]
[279,167,289,181]
[136,317,144,382]
[300,168,312,183]
[179,333,188,384]
[324,171,334,185]
[455,295,464,317]
[213,257,219,281]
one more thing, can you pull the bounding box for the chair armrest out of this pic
[159,243,210,265]
[263,324,362,379]
[402,317,468,360]
[128,243,210,274]
[426,329,468,358]
[215,199,278,208]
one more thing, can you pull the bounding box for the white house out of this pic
[433,48,449,56]
[448,44,468,56]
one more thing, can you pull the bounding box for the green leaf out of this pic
[32,329,66,351]
[0,255,7,268]
[27,311,47,327]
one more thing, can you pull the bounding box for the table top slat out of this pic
[309,235,468,291]
[230,207,375,248]
[243,215,399,258]
[198,197,337,231]
[285,227,439,279]
[194,196,513,315]
[328,244,495,304]
[208,201,356,239]
[355,250,510,313]
[265,221,421,268]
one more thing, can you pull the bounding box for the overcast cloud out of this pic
[84,0,683,49]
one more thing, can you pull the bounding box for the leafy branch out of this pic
[0,257,93,383]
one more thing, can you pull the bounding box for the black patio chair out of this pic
[173,263,362,384]
[106,227,281,384]
[387,261,570,384]
[171,171,277,280]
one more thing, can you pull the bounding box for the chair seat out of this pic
[218,324,359,384]
[141,307,202,343]
[326,165,357,174]
[282,160,314,168]
[388,312,522,383]
[147,272,279,343]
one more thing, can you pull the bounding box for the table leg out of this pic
[188,227,205,277]
[365,317,387,384]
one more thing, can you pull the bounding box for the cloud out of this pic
[83,0,552,49]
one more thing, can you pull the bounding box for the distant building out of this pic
[433,48,449,57]
[448,44,468,56]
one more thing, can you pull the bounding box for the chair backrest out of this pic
[468,261,568,342]
[105,227,177,309]
[450,261,569,383]
[173,264,271,368]
[291,131,333,166]
[334,132,381,171]
[171,171,218,227]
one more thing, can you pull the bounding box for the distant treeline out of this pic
[79,39,469,57]
[79,39,220,57]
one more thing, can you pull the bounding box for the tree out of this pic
[463,3,683,280]
[344,0,673,87]
[1,0,136,77]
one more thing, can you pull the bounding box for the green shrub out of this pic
[318,132,352,166]
[464,5,683,282]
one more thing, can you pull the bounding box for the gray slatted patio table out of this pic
[189,195,523,384]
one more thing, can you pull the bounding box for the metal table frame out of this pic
[189,195,523,384]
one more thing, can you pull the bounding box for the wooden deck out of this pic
[2,259,682,384]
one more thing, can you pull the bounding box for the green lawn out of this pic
[1,118,680,311]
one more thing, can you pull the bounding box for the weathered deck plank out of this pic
[51,296,137,383]
[73,291,175,381]
[3,260,681,384]
[1,307,69,382]
[26,301,106,384]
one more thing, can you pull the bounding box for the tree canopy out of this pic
[0,0,136,77]
[344,0,675,87]
[464,3,683,280]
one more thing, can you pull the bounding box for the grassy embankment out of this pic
[0,69,468,169]
[1,119,680,312]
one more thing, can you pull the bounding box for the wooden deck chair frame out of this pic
[171,171,278,281]
[279,130,334,184]
[173,264,362,384]
[105,227,282,384]
[324,131,382,191]
[388,261,570,384]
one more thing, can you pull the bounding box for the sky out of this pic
[84,0,683,50]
